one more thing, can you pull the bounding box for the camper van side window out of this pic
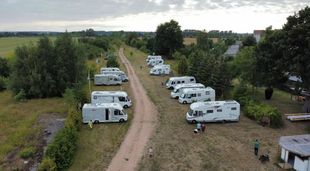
[181,81,185,83]
[197,93,201,97]
[177,81,181,84]
[119,97,126,102]
[231,107,237,110]
[114,110,120,115]
[191,94,196,97]
[217,109,222,112]
[207,110,213,113]
[198,111,203,116]
[110,78,113,80]
[206,91,210,95]
[190,79,194,82]
[193,111,198,116]
[114,78,118,81]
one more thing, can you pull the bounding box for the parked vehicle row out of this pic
[146,55,171,76]
[94,67,129,86]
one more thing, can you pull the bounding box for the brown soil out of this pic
[106,48,158,171]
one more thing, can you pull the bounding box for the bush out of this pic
[106,56,119,68]
[38,158,57,171]
[45,127,78,170]
[14,89,26,101]
[65,107,82,130]
[232,83,252,106]
[0,76,8,91]
[19,147,35,159]
[244,101,284,128]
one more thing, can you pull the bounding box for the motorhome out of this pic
[171,83,205,99]
[100,67,121,72]
[101,70,128,81]
[91,91,132,108]
[146,55,162,62]
[165,76,196,89]
[150,65,170,75]
[186,101,240,123]
[178,87,215,104]
[147,58,164,67]
[82,103,128,123]
[94,74,122,86]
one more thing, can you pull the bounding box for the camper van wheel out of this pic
[124,105,129,108]
[192,120,197,124]
[119,119,125,123]
[221,120,226,124]
[183,101,187,104]
[94,120,99,124]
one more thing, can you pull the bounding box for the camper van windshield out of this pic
[173,89,178,93]
[180,94,185,98]
[188,109,194,116]
[121,110,127,115]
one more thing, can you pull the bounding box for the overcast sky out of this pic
[0,0,308,33]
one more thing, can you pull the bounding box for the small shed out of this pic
[279,134,310,171]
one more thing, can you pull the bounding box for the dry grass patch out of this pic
[123,45,308,171]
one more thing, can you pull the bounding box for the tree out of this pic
[242,35,256,47]
[0,57,10,77]
[154,20,183,58]
[197,32,213,51]
[255,27,287,99]
[282,6,310,89]
[106,56,120,68]
[177,56,188,75]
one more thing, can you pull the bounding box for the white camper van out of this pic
[82,103,128,123]
[186,101,240,123]
[150,65,170,75]
[171,83,205,99]
[165,76,196,89]
[100,67,120,72]
[146,55,162,62]
[178,87,215,104]
[91,91,132,108]
[147,58,164,67]
[101,71,128,82]
[94,74,122,85]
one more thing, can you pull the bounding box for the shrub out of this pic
[38,158,57,171]
[65,107,82,130]
[14,89,26,101]
[232,83,252,106]
[244,101,283,128]
[19,147,35,159]
[106,56,119,68]
[0,76,8,91]
[45,127,78,170]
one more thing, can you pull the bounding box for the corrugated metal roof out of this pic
[279,134,310,157]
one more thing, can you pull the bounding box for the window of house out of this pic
[207,110,213,113]
[231,107,237,110]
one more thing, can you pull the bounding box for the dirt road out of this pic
[107,48,158,171]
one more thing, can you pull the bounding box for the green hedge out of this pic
[244,101,284,128]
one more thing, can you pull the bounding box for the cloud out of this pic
[0,0,308,31]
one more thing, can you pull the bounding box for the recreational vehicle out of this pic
[101,70,128,81]
[178,87,215,104]
[147,58,164,67]
[146,55,162,62]
[186,101,240,123]
[82,103,128,123]
[100,67,121,72]
[150,65,170,75]
[91,91,132,108]
[171,83,205,99]
[165,76,196,89]
[94,74,122,86]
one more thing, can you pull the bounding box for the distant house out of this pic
[253,30,265,42]
[279,134,310,171]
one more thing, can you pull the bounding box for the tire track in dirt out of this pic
[107,48,158,171]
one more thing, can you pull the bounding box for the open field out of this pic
[0,37,45,58]
[69,51,133,170]
[183,37,197,45]
[0,91,67,169]
[123,46,308,170]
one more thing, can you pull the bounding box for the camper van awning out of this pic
[279,134,310,157]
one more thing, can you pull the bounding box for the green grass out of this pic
[123,45,308,170]
[69,49,133,170]
[0,91,67,163]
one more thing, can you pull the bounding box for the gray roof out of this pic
[224,44,240,57]
[279,134,310,157]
